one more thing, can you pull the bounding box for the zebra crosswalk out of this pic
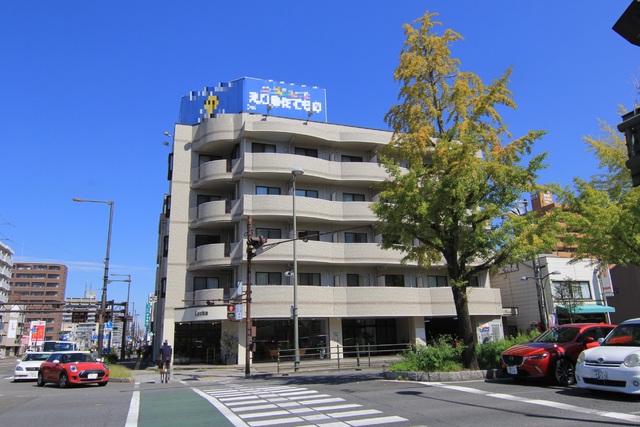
[198,384,408,427]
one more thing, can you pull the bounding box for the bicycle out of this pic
[159,358,171,383]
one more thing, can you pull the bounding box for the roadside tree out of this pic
[373,11,559,369]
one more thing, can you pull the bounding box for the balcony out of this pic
[188,241,244,269]
[184,288,225,307]
[192,159,233,189]
[243,195,375,223]
[250,286,503,318]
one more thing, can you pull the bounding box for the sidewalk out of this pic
[120,356,398,384]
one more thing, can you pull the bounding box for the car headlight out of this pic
[624,354,640,367]
[15,366,24,371]
[69,365,78,372]
[577,352,586,364]
[528,353,549,360]
[103,364,109,371]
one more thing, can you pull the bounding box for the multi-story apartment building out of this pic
[9,262,68,342]
[153,77,504,366]
[0,241,23,357]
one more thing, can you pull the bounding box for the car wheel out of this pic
[554,358,575,386]
[36,372,45,387]
[58,372,69,388]
[98,381,108,387]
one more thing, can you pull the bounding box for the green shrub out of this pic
[391,334,463,372]
[389,330,540,372]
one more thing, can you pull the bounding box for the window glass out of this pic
[343,193,365,202]
[252,142,276,153]
[426,275,448,287]
[256,186,281,195]
[299,273,321,286]
[345,232,367,243]
[385,275,404,287]
[256,272,282,285]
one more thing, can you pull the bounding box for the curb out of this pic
[384,368,507,382]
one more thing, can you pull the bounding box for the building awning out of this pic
[556,305,616,314]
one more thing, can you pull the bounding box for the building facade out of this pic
[60,291,99,350]
[0,241,22,357]
[8,262,68,342]
[153,78,504,366]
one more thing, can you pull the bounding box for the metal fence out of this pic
[258,342,406,374]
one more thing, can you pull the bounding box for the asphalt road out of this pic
[2,357,640,426]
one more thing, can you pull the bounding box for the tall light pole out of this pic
[110,273,131,360]
[521,269,561,330]
[73,198,114,356]
[291,166,304,372]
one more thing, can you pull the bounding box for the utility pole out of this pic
[245,217,254,378]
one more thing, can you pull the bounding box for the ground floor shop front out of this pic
[171,315,503,365]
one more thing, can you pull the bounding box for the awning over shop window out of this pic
[556,304,616,314]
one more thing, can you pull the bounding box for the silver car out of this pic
[576,317,640,394]
[14,352,52,381]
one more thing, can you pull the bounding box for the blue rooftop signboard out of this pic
[179,77,327,125]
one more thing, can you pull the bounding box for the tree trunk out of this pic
[451,285,479,370]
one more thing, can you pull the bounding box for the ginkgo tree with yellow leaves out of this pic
[372,12,560,369]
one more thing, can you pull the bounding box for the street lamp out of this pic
[291,166,304,372]
[110,273,131,360]
[73,197,114,356]
[521,269,561,330]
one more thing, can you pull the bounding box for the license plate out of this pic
[507,365,518,375]
[593,369,608,380]
[88,373,98,379]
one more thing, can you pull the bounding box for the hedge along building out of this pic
[152,77,504,366]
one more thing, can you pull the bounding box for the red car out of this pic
[501,323,615,386]
[37,351,109,388]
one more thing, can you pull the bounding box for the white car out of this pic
[576,318,640,394]
[14,352,52,381]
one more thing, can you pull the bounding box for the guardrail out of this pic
[261,342,407,374]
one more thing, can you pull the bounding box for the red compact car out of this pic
[501,323,615,386]
[37,351,109,388]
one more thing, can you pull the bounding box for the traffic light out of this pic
[227,304,236,321]
[247,236,267,259]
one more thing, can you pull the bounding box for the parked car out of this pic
[14,351,51,381]
[501,323,615,386]
[576,318,640,394]
[37,351,109,388]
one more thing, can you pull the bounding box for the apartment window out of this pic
[256,186,281,195]
[299,230,320,241]
[45,291,58,296]
[47,274,60,279]
[194,277,219,291]
[295,189,318,198]
[468,276,480,287]
[341,155,363,162]
[552,281,592,299]
[299,273,321,286]
[198,154,222,166]
[32,283,45,288]
[34,265,47,270]
[197,194,222,206]
[16,274,30,278]
[427,275,449,287]
[385,275,405,287]
[345,232,367,243]
[252,142,276,153]
[195,235,221,247]
[343,193,365,202]
[294,147,318,157]
[163,236,169,257]
[30,291,44,296]
[347,274,361,287]
[256,272,282,285]
[46,283,59,288]
[49,266,61,271]
[256,228,281,239]
[32,274,46,279]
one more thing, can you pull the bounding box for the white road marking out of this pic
[423,382,640,424]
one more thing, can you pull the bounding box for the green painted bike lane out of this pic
[138,386,239,427]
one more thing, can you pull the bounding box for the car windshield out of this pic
[48,353,97,363]
[533,327,579,343]
[23,353,50,362]
[602,324,640,346]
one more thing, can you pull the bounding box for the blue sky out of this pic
[1,1,638,322]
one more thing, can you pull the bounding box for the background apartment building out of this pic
[153,77,504,366]
[0,241,22,357]
[9,262,68,342]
